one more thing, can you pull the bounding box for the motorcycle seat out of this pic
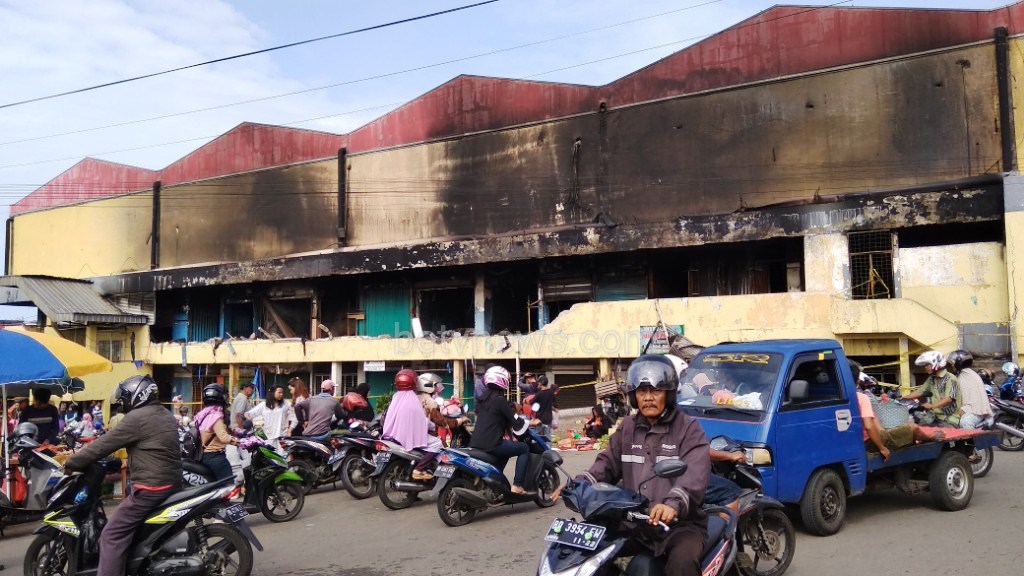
[704,514,727,551]
[160,477,233,507]
[457,447,503,466]
[182,461,214,476]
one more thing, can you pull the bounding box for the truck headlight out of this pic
[745,447,772,465]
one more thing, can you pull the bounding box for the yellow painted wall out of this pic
[1005,210,1024,362]
[1012,38,1024,171]
[898,242,1009,324]
[10,193,153,278]
[804,234,849,295]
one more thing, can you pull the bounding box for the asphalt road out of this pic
[5,449,1020,575]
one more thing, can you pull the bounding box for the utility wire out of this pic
[0,0,855,174]
[0,0,725,147]
[0,0,501,111]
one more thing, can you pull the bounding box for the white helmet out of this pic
[484,366,511,390]
[416,372,442,394]
[666,355,688,380]
[915,350,947,373]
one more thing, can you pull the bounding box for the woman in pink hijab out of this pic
[382,369,443,480]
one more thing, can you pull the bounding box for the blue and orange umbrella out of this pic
[0,328,112,392]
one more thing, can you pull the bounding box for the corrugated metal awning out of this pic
[0,276,149,325]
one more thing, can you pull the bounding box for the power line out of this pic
[0,0,501,111]
[0,0,725,148]
[0,0,854,174]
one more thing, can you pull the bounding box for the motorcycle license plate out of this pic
[434,464,456,479]
[224,503,248,523]
[374,452,391,465]
[545,518,605,551]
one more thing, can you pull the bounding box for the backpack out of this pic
[179,422,212,463]
[342,392,369,412]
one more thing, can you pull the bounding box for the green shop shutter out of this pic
[362,286,412,337]
[594,272,648,302]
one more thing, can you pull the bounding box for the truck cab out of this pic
[680,339,995,535]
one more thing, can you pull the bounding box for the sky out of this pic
[0,0,1012,320]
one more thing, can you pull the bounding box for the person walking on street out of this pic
[64,375,182,576]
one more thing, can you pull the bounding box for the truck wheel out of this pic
[799,469,846,536]
[929,451,973,511]
[970,446,993,479]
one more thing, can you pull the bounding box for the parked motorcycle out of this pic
[25,458,262,576]
[337,424,383,500]
[990,396,1024,452]
[0,431,64,533]
[710,436,796,576]
[536,453,737,576]
[432,427,560,527]
[182,428,305,523]
[281,429,349,495]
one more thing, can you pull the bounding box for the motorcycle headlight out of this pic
[744,447,772,466]
[538,544,618,576]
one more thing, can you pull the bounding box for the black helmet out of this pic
[625,354,678,409]
[203,383,227,406]
[110,375,160,414]
[948,350,974,373]
[13,421,38,441]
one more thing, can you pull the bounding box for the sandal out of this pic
[412,470,434,481]
[510,485,527,495]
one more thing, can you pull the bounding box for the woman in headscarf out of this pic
[194,383,240,482]
[382,370,443,481]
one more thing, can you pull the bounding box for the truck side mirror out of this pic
[789,379,810,402]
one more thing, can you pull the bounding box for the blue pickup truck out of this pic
[679,339,999,536]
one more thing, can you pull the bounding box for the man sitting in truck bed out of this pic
[851,361,944,460]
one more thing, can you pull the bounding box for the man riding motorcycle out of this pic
[64,375,182,576]
[575,354,711,576]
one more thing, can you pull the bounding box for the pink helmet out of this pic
[484,366,511,390]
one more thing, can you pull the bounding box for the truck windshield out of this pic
[677,352,784,418]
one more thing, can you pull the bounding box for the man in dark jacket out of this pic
[66,375,181,576]
[576,355,710,576]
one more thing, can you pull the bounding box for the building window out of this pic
[58,327,86,346]
[849,231,895,300]
[97,331,125,362]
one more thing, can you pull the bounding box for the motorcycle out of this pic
[336,422,384,500]
[710,436,796,576]
[281,426,353,495]
[370,438,440,510]
[536,453,737,576]
[990,396,1024,452]
[24,458,262,576]
[0,433,64,533]
[182,427,305,523]
[432,427,560,527]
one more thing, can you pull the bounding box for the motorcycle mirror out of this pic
[542,450,564,466]
[709,436,734,452]
[242,419,255,431]
[653,458,687,479]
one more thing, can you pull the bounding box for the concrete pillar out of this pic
[803,234,851,298]
[452,360,464,402]
[474,270,487,335]
[331,362,343,388]
[898,337,912,394]
[598,358,613,380]
[228,364,240,395]
[1005,174,1024,364]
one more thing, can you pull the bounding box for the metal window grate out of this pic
[849,231,894,300]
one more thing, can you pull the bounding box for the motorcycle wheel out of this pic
[437,478,478,527]
[533,463,560,508]
[260,480,305,522]
[201,523,254,576]
[288,459,318,494]
[740,509,796,576]
[24,534,76,576]
[377,460,416,510]
[340,452,376,499]
[970,446,994,478]
[995,413,1024,451]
